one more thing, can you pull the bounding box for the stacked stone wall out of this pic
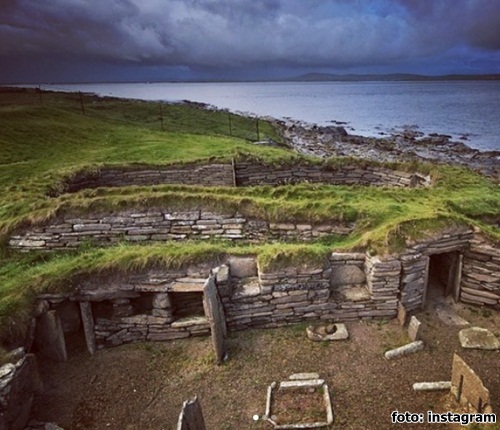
[223,253,399,331]
[399,255,428,311]
[235,162,430,188]
[462,235,500,307]
[60,163,234,193]
[9,210,353,251]
[365,255,400,317]
[30,230,500,353]
[56,161,431,196]
[30,253,407,350]
[73,266,214,348]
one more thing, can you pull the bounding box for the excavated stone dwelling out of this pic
[5,161,499,357]
[1,161,499,430]
[19,227,499,359]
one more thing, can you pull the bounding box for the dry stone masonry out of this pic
[29,252,408,355]
[54,160,431,195]
[234,161,431,188]
[19,229,500,357]
[9,210,354,251]
[461,235,500,307]
[58,163,235,193]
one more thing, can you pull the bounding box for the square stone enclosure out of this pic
[265,379,334,429]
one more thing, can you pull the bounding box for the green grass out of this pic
[0,88,291,234]
[0,87,282,143]
[0,87,499,344]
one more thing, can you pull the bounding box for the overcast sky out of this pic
[1,0,499,83]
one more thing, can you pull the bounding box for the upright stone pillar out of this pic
[79,302,96,355]
[203,276,228,364]
[177,397,206,430]
[34,310,68,362]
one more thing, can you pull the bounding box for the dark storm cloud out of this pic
[395,0,500,50]
[463,0,500,50]
[0,0,499,82]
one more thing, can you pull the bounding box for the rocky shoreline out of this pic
[271,118,500,181]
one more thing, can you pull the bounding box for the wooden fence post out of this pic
[159,103,165,131]
[78,92,86,115]
[457,374,463,402]
[37,86,43,105]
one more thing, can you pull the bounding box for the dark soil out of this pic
[30,303,500,430]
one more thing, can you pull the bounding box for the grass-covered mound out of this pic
[0,87,499,345]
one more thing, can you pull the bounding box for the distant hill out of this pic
[285,73,500,82]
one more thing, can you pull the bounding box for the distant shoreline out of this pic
[284,73,500,82]
[4,81,500,153]
[2,73,500,86]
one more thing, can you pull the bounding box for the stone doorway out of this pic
[424,251,463,307]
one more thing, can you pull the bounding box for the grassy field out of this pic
[0,87,499,345]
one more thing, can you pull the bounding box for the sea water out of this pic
[43,81,500,151]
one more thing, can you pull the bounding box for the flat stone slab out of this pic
[435,302,470,326]
[229,257,257,278]
[232,280,260,299]
[408,316,422,341]
[413,381,451,391]
[279,379,325,389]
[289,373,320,381]
[169,281,206,292]
[306,323,349,341]
[336,285,370,302]
[384,340,424,360]
[0,363,15,379]
[459,327,500,350]
[171,316,208,329]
